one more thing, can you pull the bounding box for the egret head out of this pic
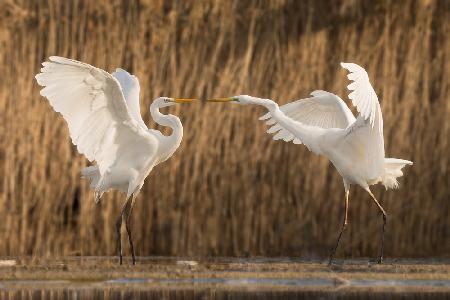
[155,97,197,108]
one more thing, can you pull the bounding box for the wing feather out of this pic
[341,62,379,127]
[259,90,355,145]
[35,56,158,177]
[341,63,386,181]
[112,68,147,129]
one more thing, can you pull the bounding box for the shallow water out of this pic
[0,257,449,299]
[103,277,450,288]
[0,289,449,300]
[2,277,449,289]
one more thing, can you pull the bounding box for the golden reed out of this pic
[0,0,448,257]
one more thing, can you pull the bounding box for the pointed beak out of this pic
[206,97,236,103]
[172,98,198,103]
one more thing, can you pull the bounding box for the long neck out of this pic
[247,96,324,154]
[247,96,301,133]
[150,103,183,157]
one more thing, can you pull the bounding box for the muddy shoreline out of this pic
[0,257,448,295]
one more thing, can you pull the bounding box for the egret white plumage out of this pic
[208,62,412,264]
[35,56,196,264]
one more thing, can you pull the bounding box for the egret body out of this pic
[35,56,196,264]
[208,63,412,263]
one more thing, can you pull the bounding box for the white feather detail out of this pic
[260,90,355,145]
[341,62,379,128]
[35,56,159,199]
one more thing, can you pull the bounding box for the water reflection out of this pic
[1,257,449,299]
[0,289,449,300]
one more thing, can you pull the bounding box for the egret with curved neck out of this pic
[35,56,196,265]
[208,62,412,264]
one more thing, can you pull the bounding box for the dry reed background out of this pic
[0,0,448,258]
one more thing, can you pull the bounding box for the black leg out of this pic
[329,191,349,265]
[379,213,387,263]
[116,198,130,265]
[115,212,123,265]
[125,196,137,265]
[367,189,387,264]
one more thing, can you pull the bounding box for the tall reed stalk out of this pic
[0,0,448,257]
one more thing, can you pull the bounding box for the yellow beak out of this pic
[172,98,197,103]
[206,97,235,102]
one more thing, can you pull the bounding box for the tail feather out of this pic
[81,166,104,203]
[381,158,413,189]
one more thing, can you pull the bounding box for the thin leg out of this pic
[367,189,387,264]
[116,198,131,265]
[329,190,349,264]
[124,196,137,265]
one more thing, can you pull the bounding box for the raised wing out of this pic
[340,63,385,181]
[112,68,147,129]
[35,56,158,176]
[341,62,379,128]
[259,90,355,144]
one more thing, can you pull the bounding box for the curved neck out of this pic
[150,102,183,157]
[246,96,299,132]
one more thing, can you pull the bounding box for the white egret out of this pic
[35,56,196,264]
[208,62,412,264]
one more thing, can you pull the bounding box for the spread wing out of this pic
[112,68,147,129]
[35,56,158,175]
[340,62,385,180]
[259,90,356,144]
[341,62,380,128]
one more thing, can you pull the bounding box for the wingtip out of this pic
[49,56,61,61]
[310,90,332,97]
[49,56,81,66]
[259,112,271,121]
[347,82,357,91]
[113,68,133,77]
[34,73,45,86]
[340,62,354,70]
[48,56,71,65]
[341,62,368,74]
